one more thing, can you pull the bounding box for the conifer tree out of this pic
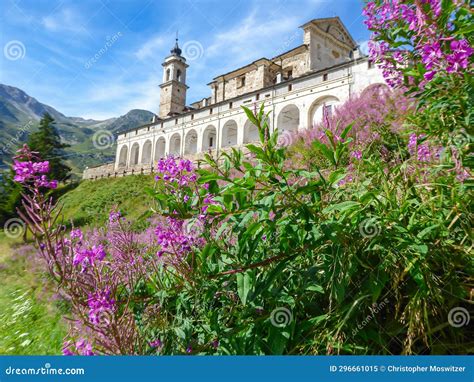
[28,113,71,181]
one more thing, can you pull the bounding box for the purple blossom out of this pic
[73,244,106,268]
[75,339,95,356]
[446,39,473,73]
[417,144,432,162]
[87,289,115,325]
[63,339,94,356]
[109,209,122,223]
[70,228,83,241]
[155,156,197,187]
[350,150,363,160]
[150,339,163,348]
[421,42,442,70]
[62,341,74,356]
[13,159,57,189]
[155,217,205,259]
[408,133,418,155]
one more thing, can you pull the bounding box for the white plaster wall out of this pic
[112,59,386,172]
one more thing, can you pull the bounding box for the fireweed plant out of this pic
[13,1,472,355]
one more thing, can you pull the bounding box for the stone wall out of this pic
[82,163,116,180]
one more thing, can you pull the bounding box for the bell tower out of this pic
[159,37,189,118]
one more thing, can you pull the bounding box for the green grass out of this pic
[58,174,155,227]
[0,232,66,355]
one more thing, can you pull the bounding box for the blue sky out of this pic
[0,0,369,120]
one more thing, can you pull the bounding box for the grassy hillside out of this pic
[58,174,155,227]
[0,233,65,355]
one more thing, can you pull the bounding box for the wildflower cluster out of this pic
[12,144,58,189]
[364,0,473,86]
[87,289,115,325]
[63,339,94,356]
[72,243,106,269]
[155,156,197,188]
[155,217,205,259]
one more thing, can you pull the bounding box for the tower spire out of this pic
[170,30,182,56]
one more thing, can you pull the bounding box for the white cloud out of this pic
[134,35,167,60]
[358,40,370,55]
[42,7,87,34]
[206,10,300,65]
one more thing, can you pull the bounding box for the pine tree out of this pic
[0,170,22,226]
[28,113,71,181]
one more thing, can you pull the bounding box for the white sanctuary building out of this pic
[83,17,385,179]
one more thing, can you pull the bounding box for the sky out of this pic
[0,0,370,120]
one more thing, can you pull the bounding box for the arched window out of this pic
[184,129,198,154]
[118,145,128,167]
[221,120,238,148]
[277,104,300,133]
[154,137,166,160]
[177,69,182,82]
[166,68,171,82]
[203,125,217,151]
[141,140,152,164]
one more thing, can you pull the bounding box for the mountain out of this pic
[0,84,155,177]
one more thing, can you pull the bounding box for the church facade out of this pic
[83,17,385,180]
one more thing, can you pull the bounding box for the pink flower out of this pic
[446,39,473,73]
[87,289,115,325]
[70,228,83,241]
[73,244,106,268]
[150,339,163,348]
[109,209,122,223]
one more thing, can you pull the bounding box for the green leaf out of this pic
[267,325,290,355]
[323,201,359,214]
[416,224,439,239]
[340,123,354,140]
[242,106,258,127]
[306,285,324,293]
[236,270,255,306]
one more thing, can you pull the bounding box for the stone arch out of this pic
[308,96,340,128]
[243,120,259,144]
[221,120,238,148]
[184,129,198,155]
[202,125,217,151]
[118,145,128,167]
[141,140,152,164]
[169,133,181,156]
[130,142,140,166]
[277,104,300,133]
[154,137,166,160]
